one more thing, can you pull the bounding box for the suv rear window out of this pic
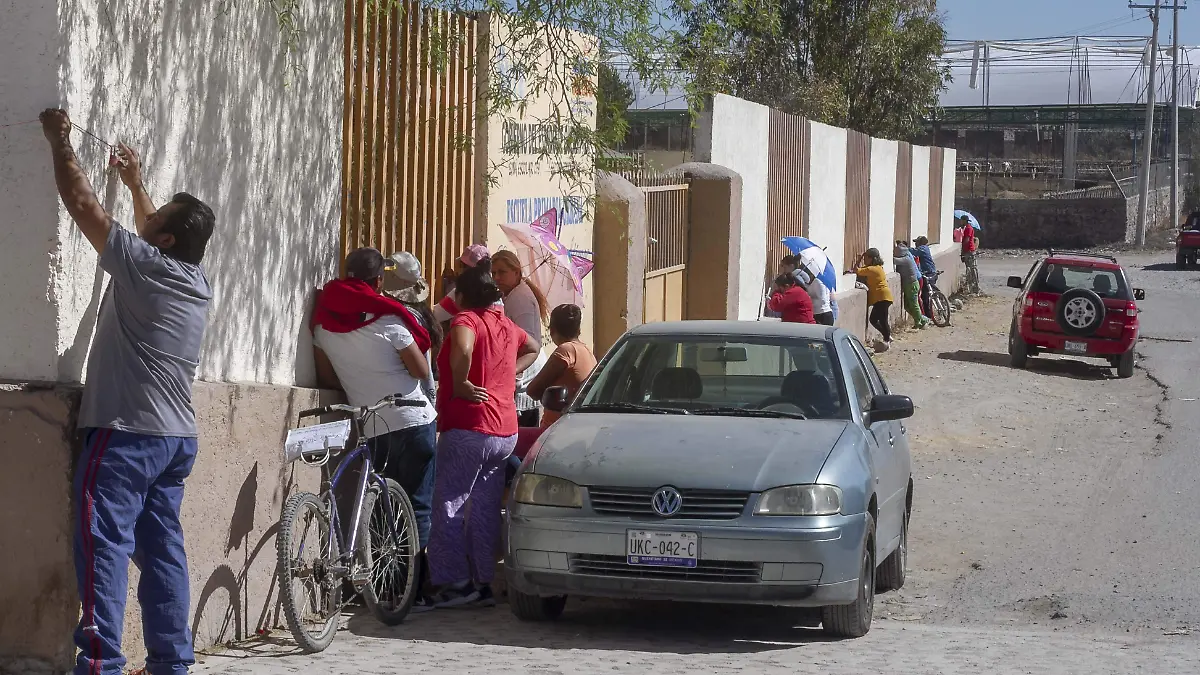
[1030,262,1131,300]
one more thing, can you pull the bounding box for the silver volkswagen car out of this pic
[505,321,914,638]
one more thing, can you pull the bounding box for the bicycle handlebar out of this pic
[297,395,428,421]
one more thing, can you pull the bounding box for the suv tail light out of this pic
[1124,302,1138,318]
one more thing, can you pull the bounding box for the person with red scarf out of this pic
[311,247,439,609]
[767,274,816,324]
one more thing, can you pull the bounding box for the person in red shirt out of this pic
[959,215,980,294]
[767,274,816,324]
[428,256,540,608]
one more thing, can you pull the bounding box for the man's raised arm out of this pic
[40,109,111,254]
[116,143,155,235]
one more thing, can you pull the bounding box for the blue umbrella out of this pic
[954,210,982,230]
[781,236,838,292]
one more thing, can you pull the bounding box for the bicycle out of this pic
[961,253,980,295]
[277,394,425,652]
[921,270,952,328]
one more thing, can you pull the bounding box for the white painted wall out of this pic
[807,121,848,285]
[939,149,958,249]
[869,138,899,255]
[909,145,931,243]
[696,94,770,320]
[0,0,344,386]
[0,2,66,382]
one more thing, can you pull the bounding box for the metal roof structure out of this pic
[925,103,1200,129]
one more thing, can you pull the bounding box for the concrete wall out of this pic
[940,150,958,245]
[960,187,1179,249]
[869,138,900,254]
[0,2,63,384]
[592,172,647,357]
[696,94,769,320]
[909,145,931,242]
[0,381,330,672]
[0,0,343,387]
[807,122,849,282]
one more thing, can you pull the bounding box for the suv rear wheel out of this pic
[1179,250,1189,269]
[1116,350,1135,379]
[1008,320,1029,368]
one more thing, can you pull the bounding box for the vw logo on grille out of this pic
[651,487,683,517]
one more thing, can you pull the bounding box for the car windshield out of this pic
[574,335,849,420]
[1031,263,1131,300]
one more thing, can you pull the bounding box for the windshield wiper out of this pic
[574,402,690,415]
[693,407,809,420]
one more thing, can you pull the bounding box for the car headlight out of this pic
[513,473,583,508]
[754,485,842,516]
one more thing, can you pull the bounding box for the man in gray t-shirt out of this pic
[41,109,214,675]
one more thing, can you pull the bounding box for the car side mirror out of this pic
[541,386,570,413]
[1134,288,1146,301]
[1007,276,1024,289]
[866,394,914,424]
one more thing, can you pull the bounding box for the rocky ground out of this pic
[192,250,1200,674]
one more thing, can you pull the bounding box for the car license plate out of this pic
[627,530,698,568]
[1064,341,1088,354]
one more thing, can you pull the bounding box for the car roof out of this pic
[627,320,841,341]
[1043,253,1123,271]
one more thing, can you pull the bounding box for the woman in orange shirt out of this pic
[526,304,598,427]
[852,248,895,346]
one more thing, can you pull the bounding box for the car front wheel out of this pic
[509,588,567,621]
[821,514,875,638]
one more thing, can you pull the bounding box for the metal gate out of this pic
[641,176,690,323]
[341,0,478,291]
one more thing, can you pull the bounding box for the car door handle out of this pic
[887,431,895,446]
[899,423,907,435]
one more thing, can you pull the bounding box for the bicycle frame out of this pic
[318,416,404,577]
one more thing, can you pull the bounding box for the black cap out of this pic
[345,247,396,281]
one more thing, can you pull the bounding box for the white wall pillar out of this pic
[0,0,67,382]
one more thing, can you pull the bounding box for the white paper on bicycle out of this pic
[283,419,352,464]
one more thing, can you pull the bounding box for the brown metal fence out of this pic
[767,110,811,272]
[843,130,872,271]
[894,142,913,243]
[927,147,944,245]
[341,0,478,293]
[640,176,689,323]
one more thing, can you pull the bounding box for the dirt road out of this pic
[193,251,1200,673]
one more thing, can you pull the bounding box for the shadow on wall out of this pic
[190,463,289,646]
[56,0,343,387]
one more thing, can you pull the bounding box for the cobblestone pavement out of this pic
[193,604,1200,674]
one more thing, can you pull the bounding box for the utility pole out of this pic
[1171,2,1187,234]
[1131,0,1163,247]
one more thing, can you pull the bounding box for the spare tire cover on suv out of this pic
[1055,288,1106,336]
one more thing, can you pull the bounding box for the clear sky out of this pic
[940,0,1198,106]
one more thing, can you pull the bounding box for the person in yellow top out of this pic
[853,248,894,346]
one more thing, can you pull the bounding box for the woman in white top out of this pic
[490,250,550,427]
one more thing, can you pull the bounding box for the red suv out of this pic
[1178,211,1200,269]
[1007,251,1146,378]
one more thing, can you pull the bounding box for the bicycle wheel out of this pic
[930,288,952,327]
[277,491,342,653]
[358,478,419,625]
[965,262,980,294]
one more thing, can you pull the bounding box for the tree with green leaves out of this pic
[597,63,635,146]
[677,0,951,140]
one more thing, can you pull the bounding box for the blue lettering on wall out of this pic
[506,196,584,226]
